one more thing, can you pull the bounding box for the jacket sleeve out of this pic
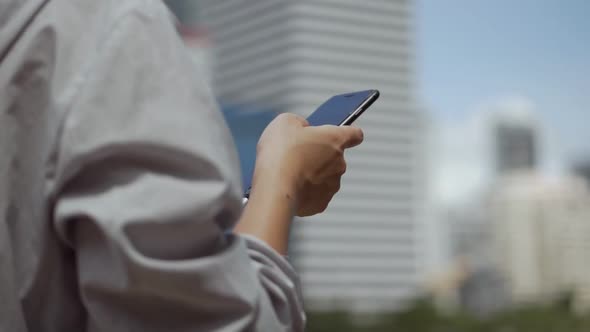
[51,2,305,331]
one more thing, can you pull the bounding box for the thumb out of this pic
[312,125,364,149]
[339,126,364,149]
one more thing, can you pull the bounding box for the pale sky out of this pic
[417,0,590,167]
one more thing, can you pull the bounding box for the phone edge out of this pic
[340,89,380,126]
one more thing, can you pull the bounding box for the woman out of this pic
[0,0,363,331]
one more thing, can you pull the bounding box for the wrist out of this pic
[251,162,301,201]
[236,164,299,255]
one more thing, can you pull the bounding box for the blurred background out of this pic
[165,0,590,330]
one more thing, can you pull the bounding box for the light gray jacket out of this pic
[0,0,304,331]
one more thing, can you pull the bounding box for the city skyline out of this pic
[163,0,590,319]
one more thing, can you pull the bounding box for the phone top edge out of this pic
[334,89,378,98]
[340,90,380,126]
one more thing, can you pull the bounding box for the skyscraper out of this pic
[495,121,538,175]
[573,161,590,188]
[491,173,590,312]
[198,0,425,312]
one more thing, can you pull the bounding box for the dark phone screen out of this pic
[306,90,376,126]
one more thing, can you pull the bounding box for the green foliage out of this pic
[306,298,590,332]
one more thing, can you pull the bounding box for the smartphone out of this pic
[243,89,379,202]
[306,89,380,127]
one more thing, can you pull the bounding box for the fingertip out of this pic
[353,126,364,142]
[348,126,364,143]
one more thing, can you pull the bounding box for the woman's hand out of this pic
[253,113,364,216]
[235,113,363,254]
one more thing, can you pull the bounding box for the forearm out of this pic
[234,172,298,255]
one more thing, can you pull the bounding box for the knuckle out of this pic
[283,113,307,126]
[330,182,340,197]
[331,141,345,155]
[330,179,341,195]
[276,113,289,121]
[328,132,341,146]
[338,160,347,175]
[256,142,262,153]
